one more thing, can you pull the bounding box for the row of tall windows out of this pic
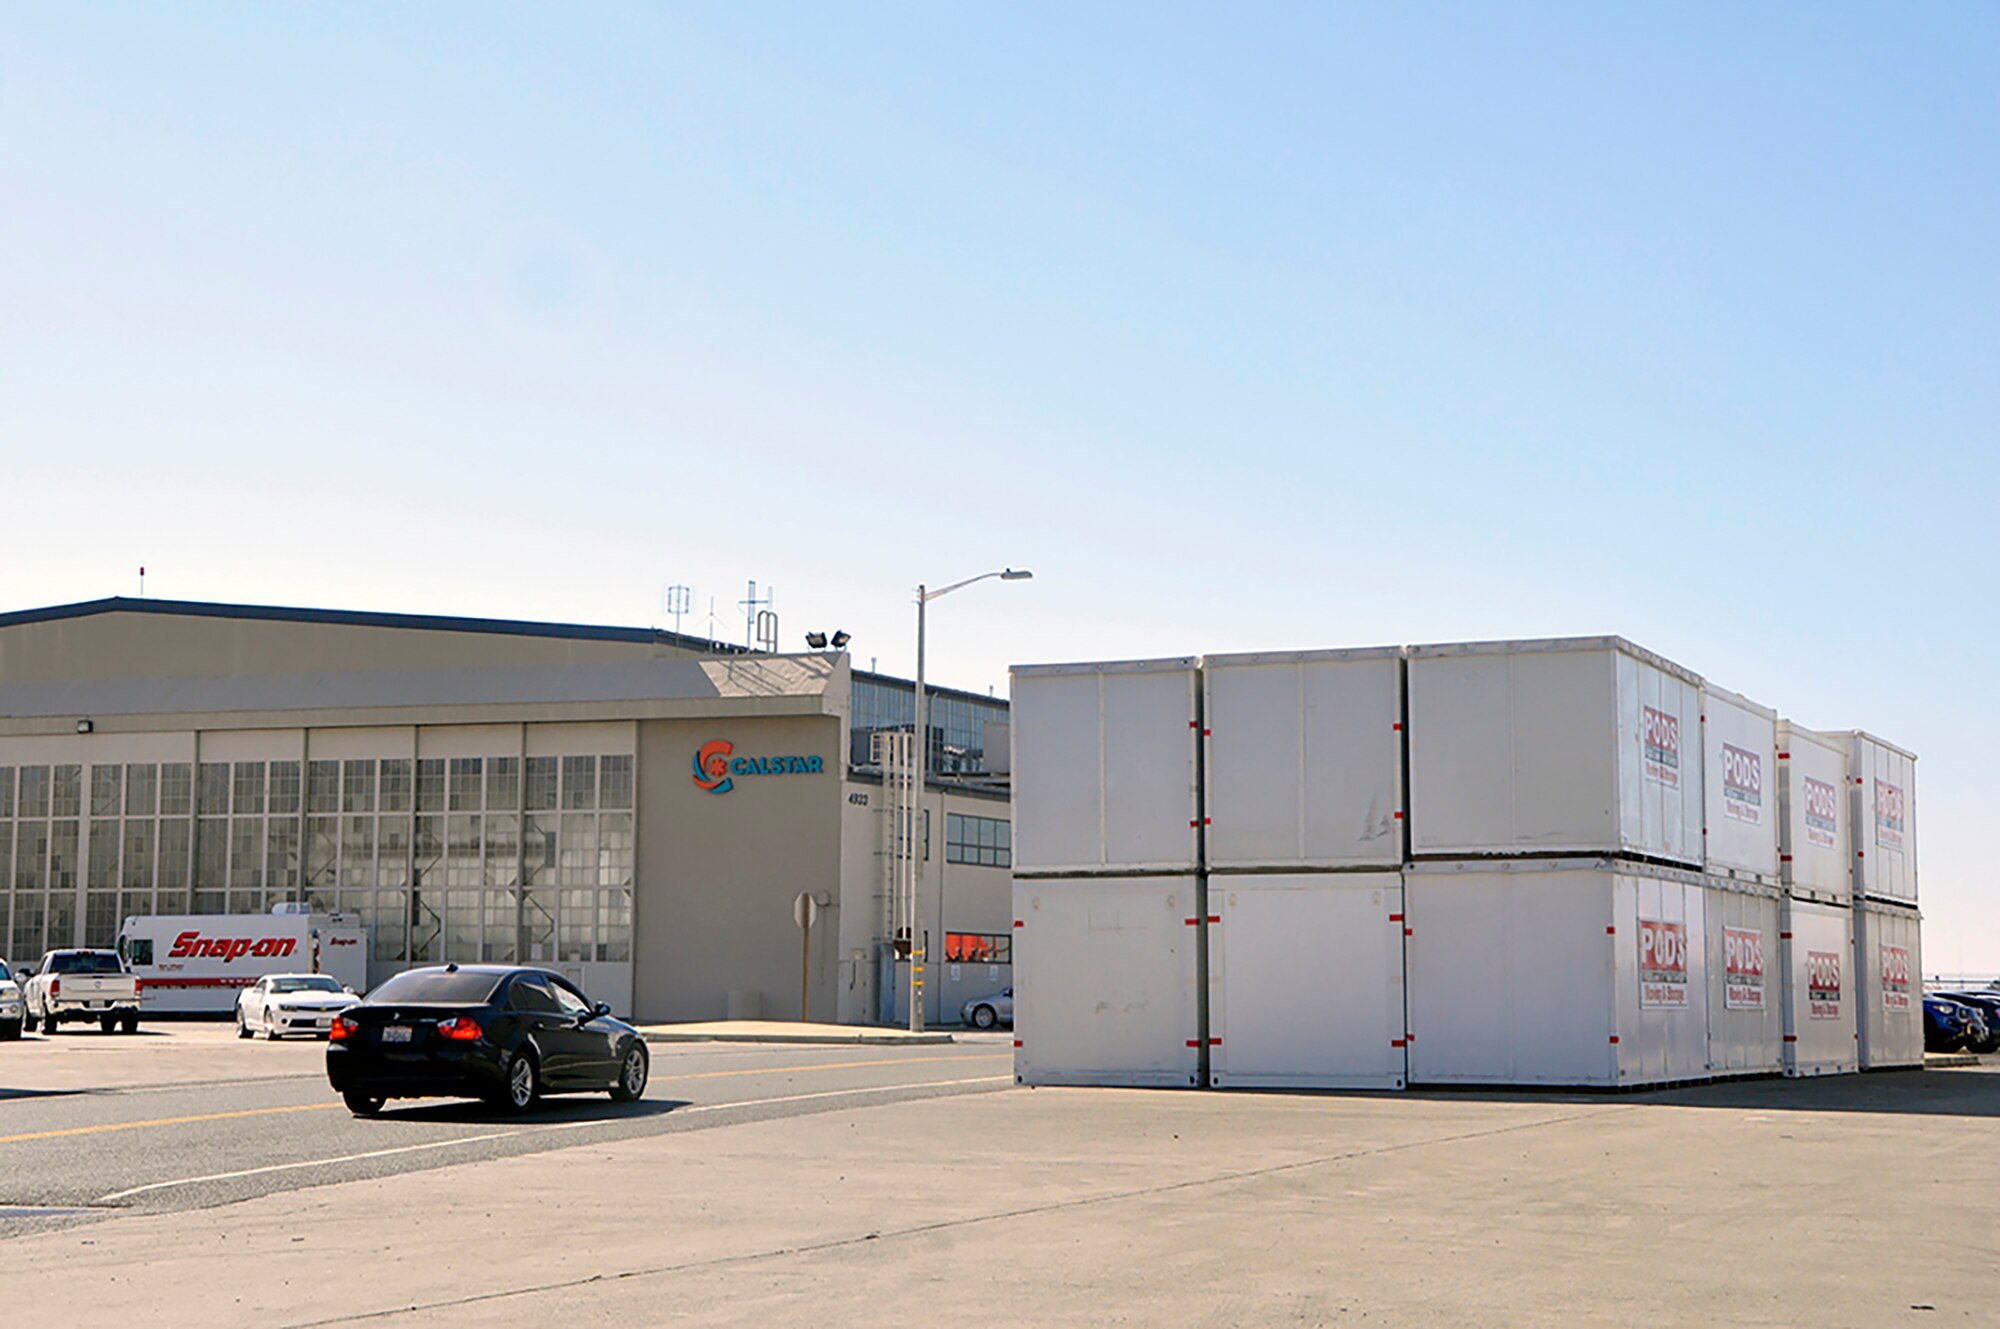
[0,755,634,966]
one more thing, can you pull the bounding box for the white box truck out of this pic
[118,910,368,1014]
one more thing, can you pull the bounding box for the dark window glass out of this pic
[507,976,562,1014]
[364,969,503,1005]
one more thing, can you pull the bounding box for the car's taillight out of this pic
[133,978,143,994]
[329,1015,356,1042]
[438,1016,482,1042]
[48,978,59,997]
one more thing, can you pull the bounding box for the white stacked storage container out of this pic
[1698,684,1783,1075]
[1845,732,1918,907]
[1843,732,1921,1071]
[1011,659,1204,1088]
[1774,722,1857,1076]
[1201,649,1407,1090]
[1854,896,1924,1070]
[1404,858,1712,1088]
[1407,638,1704,866]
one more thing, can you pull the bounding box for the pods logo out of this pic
[1721,744,1763,824]
[1637,917,1689,1009]
[693,739,735,794]
[1643,707,1681,789]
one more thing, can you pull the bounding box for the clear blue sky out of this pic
[2,7,1993,965]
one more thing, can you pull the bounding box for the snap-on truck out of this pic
[117,908,368,1015]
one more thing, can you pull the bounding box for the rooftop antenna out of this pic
[738,580,773,649]
[663,584,692,637]
[138,566,146,598]
[702,596,724,643]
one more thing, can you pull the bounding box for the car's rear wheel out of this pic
[237,1014,252,1039]
[100,1014,117,1034]
[972,1005,997,1030]
[610,1044,649,1102]
[343,1090,385,1116]
[497,1051,539,1114]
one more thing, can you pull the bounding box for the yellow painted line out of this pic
[0,1054,1013,1145]
[658,1053,1010,1081]
[0,1101,340,1146]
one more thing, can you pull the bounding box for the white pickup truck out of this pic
[22,950,141,1035]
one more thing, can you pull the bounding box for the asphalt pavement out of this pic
[0,1023,1012,1235]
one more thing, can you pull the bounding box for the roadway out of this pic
[0,1023,1012,1236]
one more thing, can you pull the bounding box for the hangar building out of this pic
[0,597,1013,1025]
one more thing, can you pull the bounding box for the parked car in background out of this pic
[326,964,648,1116]
[1924,997,1979,1053]
[1934,991,2000,1054]
[22,950,141,1034]
[237,974,360,1040]
[0,959,22,1039]
[960,986,1013,1030]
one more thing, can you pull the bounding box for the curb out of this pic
[1924,1052,1981,1068]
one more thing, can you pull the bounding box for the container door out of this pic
[1208,873,1405,1090]
[1204,655,1404,870]
[1702,691,1780,882]
[1012,663,1199,875]
[1779,898,1856,1077]
[1705,886,1781,1074]
[1013,877,1201,1088]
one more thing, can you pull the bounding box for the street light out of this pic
[907,567,1032,1032]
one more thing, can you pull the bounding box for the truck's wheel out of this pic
[120,1014,138,1034]
[100,1014,117,1034]
[0,1020,20,1040]
[43,1013,58,1035]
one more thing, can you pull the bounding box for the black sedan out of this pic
[327,964,649,1116]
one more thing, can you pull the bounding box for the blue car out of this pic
[1924,997,1981,1053]
[1935,992,2000,1054]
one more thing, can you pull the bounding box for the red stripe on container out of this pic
[1207,915,1221,924]
[1393,722,1403,731]
[1778,751,1791,759]
[1389,913,1404,922]
[1781,931,1793,939]
[1209,1037,1222,1046]
[1013,1040,1023,1047]
[1783,1035,1798,1043]
[1186,1039,1200,1048]
[1606,925,1617,935]
[1404,928,1413,937]
[1394,811,1404,820]
[1013,920,1024,928]
[1608,1035,1620,1044]
[1391,1039,1407,1048]
[1185,918,1199,926]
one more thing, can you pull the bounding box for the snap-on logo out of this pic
[1721,743,1763,824]
[1875,782,1907,851]
[166,932,297,962]
[692,740,826,795]
[1802,776,1840,849]
[1643,707,1681,789]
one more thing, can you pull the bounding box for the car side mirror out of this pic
[592,1002,612,1020]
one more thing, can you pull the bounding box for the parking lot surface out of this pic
[3,1028,1995,1326]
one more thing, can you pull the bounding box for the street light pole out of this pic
[907,567,1032,1034]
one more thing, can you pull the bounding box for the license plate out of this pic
[382,1025,412,1043]
[315,1017,332,1027]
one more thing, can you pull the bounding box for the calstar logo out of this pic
[692,740,826,795]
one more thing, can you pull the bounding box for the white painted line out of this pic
[93,1075,1012,1204]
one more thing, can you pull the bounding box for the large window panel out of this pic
[230,818,266,894]
[484,815,519,888]
[415,759,446,813]
[525,757,558,812]
[19,766,50,819]
[487,757,520,812]
[266,818,300,901]
[88,820,121,889]
[600,755,634,810]
[197,763,230,817]
[233,762,266,816]
[342,760,377,814]
[379,759,412,813]
[125,764,158,817]
[268,761,301,816]
[0,766,13,818]
[446,815,482,888]
[304,816,339,892]
[482,891,519,963]
[159,763,193,817]
[91,765,123,817]
[156,819,192,909]
[445,889,480,961]
[15,822,47,891]
[598,813,633,887]
[50,820,80,890]
[372,889,409,962]
[558,889,594,962]
[307,761,341,815]
[340,816,376,889]
[122,820,155,891]
[448,758,483,812]
[52,766,82,818]
[377,816,411,888]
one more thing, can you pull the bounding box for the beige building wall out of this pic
[633,714,844,1024]
[0,608,697,685]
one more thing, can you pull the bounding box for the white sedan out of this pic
[236,974,360,1040]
